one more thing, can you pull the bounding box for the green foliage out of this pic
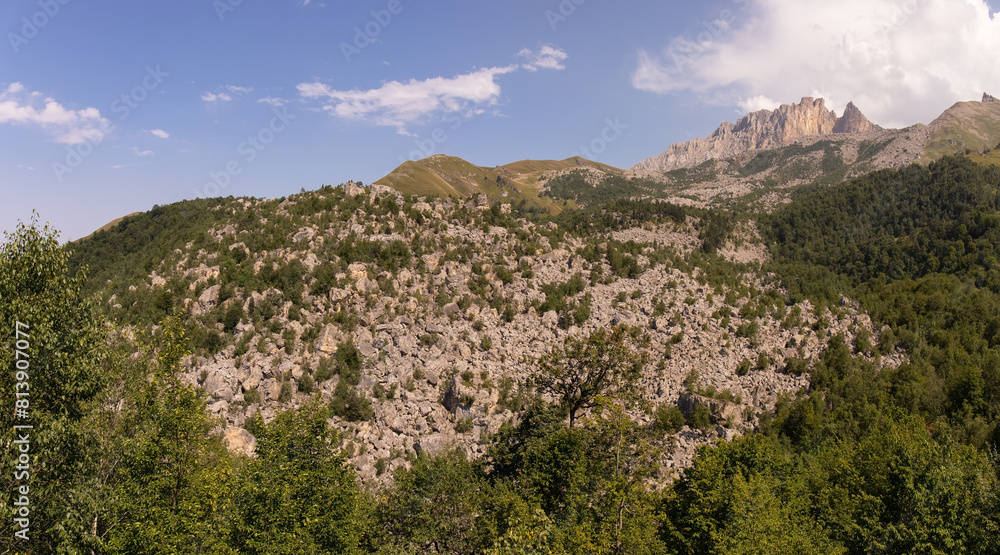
[336,339,363,385]
[106,315,235,553]
[456,416,474,433]
[222,301,243,333]
[329,380,374,422]
[653,403,685,434]
[231,402,363,554]
[767,156,1000,446]
[337,232,412,272]
[552,197,686,235]
[0,217,112,551]
[372,449,490,554]
[686,404,712,431]
[736,358,752,376]
[735,320,759,339]
[695,210,735,255]
[297,372,316,395]
[534,325,647,427]
[662,435,842,555]
[67,199,229,317]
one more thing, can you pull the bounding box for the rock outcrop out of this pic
[984,92,998,103]
[832,102,879,134]
[633,97,882,172]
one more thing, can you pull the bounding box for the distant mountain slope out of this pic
[922,94,1000,161]
[76,212,142,241]
[374,154,621,212]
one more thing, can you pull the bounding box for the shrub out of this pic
[329,380,374,422]
[687,404,712,431]
[283,329,296,355]
[654,403,685,433]
[278,381,292,403]
[419,333,439,347]
[336,340,362,385]
[455,416,473,433]
[782,357,809,376]
[736,358,752,377]
[244,386,261,405]
[736,321,759,339]
[298,373,316,395]
[755,352,771,371]
[222,301,244,333]
[315,357,336,382]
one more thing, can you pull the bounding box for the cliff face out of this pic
[833,102,880,134]
[633,97,881,172]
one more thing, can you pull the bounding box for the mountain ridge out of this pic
[373,154,622,212]
[632,97,882,173]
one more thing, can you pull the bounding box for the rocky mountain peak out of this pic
[833,101,880,134]
[633,97,882,172]
[984,92,998,103]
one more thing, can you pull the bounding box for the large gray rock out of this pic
[316,324,343,354]
[199,284,221,306]
[541,310,559,328]
[222,427,256,457]
[414,433,452,456]
[203,367,236,403]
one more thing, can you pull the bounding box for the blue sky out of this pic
[2,0,999,240]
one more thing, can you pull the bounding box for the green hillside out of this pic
[375,154,622,213]
[922,100,1000,161]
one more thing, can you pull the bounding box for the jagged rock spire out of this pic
[633,97,881,172]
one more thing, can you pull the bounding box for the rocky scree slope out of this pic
[84,184,894,482]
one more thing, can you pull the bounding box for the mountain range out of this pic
[371,94,1000,214]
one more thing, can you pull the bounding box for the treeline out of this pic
[766,156,1000,448]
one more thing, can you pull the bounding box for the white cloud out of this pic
[150,128,170,139]
[17,164,34,170]
[201,85,254,103]
[258,96,287,106]
[201,92,232,102]
[518,45,569,71]
[132,147,153,157]
[631,0,1000,127]
[298,65,517,134]
[738,95,781,113]
[0,82,109,144]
